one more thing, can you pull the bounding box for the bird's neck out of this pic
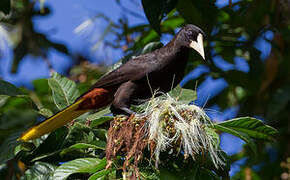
[165,37,190,55]
[164,43,190,61]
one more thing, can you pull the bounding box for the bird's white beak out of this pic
[189,33,205,60]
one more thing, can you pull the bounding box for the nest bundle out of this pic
[106,94,224,179]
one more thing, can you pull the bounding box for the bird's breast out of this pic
[132,52,189,101]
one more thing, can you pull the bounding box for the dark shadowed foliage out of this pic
[0,0,288,179]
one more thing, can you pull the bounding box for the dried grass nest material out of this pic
[106,94,224,179]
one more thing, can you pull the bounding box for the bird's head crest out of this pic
[177,24,206,60]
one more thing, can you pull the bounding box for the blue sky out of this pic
[0,0,147,87]
[0,0,273,176]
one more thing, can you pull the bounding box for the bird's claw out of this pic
[120,107,137,116]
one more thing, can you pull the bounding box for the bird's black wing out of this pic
[92,53,159,88]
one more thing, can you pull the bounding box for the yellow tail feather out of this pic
[19,99,89,142]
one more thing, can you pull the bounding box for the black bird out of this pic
[19,24,206,142]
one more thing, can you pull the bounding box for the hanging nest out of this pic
[105,94,224,179]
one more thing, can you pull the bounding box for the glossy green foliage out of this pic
[48,72,80,110]
[53,158,106,180]
[142,0,177,33]
[0,0,288,179]
[0,71,277,179]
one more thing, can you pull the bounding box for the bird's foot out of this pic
[85,119,92,127]
[120,107,136,116]
[67,120,75,127]
[110,106,137,116]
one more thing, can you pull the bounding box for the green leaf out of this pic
[0,95,38,113]
[88,169,110,180]
[53,158,106,180]
[20,162,56,180]
[139,169,159,180]
[139,30,159,46]
[86,107,111,122]
[60,143,105,156]
[0,95,9,107]
[48,72,80,110]
[32,78,55,109]
[33,79,49,96]
[215,117,278,141]
[0,0,10,15]
[64,123,106,146]
[0,133,21,164]
[162,16,185,30]
[89,116,113,128]
[141,0,177,33]
[0,80,21,96]
[39,108,54,118]
[169,85,197,104]
[210,124,257,154]
[140,41,163,54]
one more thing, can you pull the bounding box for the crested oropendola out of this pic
[19,24,206,142]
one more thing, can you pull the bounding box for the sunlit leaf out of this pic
[21,162,56,180]
[86,107,111,122]
[60,143,105,156]
[0,96,38,113]
[140,41,163,54]
[88,169,110,180]
[162,16,185,30]
[39,108,54,118]
[33,79,49,96]
[53,158,106,180]
[214,117,278,141]
[169,85,197,103]
[0,95,9,107]
[48,72,80,110]
[89,116,113,128]
[63,123,107,148]
[210,124,257,154]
